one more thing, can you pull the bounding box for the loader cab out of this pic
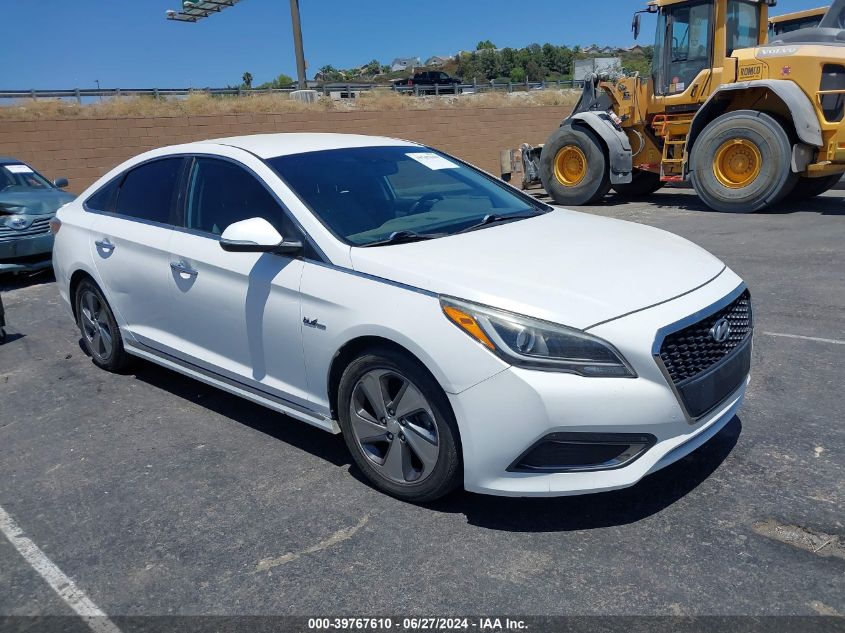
[645,0,770,99]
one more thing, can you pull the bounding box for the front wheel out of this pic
[540,125,610,206]
[337,348,462,502]
[690,110,797,213]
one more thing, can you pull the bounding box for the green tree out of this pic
[362,59,382,76]
[478,48,501,80]
[525,59,544,82]
[456,51,482,81]
[509,66,526,83]
[318,65,344,81]
[242,71,253,89]
[476,39,496,50]
[255,73,294,90]
[499,47,517,73]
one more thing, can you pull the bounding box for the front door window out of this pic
[655,1,713,95]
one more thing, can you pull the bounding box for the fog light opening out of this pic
[507,432,656,473]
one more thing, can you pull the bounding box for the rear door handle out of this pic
[94,239,115,253]
[170,260,198,277]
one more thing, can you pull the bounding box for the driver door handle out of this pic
[170,260,198,277]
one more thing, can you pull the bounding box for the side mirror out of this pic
[53,177,69,189]
[632,13,641,40]
[219,217,302,255]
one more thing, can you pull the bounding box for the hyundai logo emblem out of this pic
[8,217,31,231]
[709,318,732,343]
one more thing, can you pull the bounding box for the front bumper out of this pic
[0,233,54,273]
[450,267,750,497]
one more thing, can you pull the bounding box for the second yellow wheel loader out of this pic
[535,0,845,213]
[769,6,828,38]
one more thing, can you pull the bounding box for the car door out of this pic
[88,157,186,345]
[165,155,310,407]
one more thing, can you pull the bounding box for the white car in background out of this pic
[51,133,752,501]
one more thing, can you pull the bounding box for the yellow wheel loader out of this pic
[534,0,845,212]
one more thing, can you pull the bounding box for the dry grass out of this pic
[0,89,581,121]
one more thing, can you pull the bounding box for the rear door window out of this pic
[114,158,184,224]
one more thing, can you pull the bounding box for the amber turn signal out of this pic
[442,305,495,350]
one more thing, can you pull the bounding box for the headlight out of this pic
[440,296,636,377]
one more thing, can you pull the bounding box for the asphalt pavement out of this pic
[0,190,843,623]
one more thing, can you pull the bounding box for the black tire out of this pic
[74,278,129,372]
[337,347,461,502]
[612,170,665,197]
[690,110,797,213]
[786,174,841,201]
[540,124,611,205]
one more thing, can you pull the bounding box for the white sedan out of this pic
[51,133,752,501]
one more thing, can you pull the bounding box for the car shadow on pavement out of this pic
[0,269,56,291]
[596,191,845,216]
[130,358,352,468]
[123,354,740,531]
[0,332,25,345]
[427,416,743,533]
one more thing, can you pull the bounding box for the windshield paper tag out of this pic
[5,164,33,173]
[406,153,459,170]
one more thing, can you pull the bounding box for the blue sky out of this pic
[1,0,829,89]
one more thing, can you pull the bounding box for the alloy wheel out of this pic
[349,369,440,485]
[79,289,113,361]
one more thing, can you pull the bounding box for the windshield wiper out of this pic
[361,230,447,247]
[455,211,543,235]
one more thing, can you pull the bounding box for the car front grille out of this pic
[659,290,753,385]
[0,217,52,242]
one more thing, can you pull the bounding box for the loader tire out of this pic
[786,174,841,201]
[612,170,664,197]
[690,110,796,213]
[540,125,610,206]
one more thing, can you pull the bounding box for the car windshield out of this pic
[267,146,548,246]
[0,164,53,192]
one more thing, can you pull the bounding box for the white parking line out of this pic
[763,332,845,346]
[0,503,122,633]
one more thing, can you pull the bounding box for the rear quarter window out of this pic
[84,178,120,212]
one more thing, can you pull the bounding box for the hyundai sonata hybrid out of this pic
[52,133,752,501]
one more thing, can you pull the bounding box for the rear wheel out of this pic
[690,110,797,213]
[337,348,462,502]
[612,170,664,197]
[786,174,841,200]
[540,125,610,206]
[75,279,129,372]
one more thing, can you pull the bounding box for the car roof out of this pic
[0,156,25,165]
[201,133,422,159]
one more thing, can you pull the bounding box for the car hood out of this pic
[349,209,726,330]
[0,189,76,216]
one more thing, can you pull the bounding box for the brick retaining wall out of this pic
[0,105,571,193]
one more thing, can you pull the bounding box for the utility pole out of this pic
[289,0,307,90]
[167,1,308,88]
